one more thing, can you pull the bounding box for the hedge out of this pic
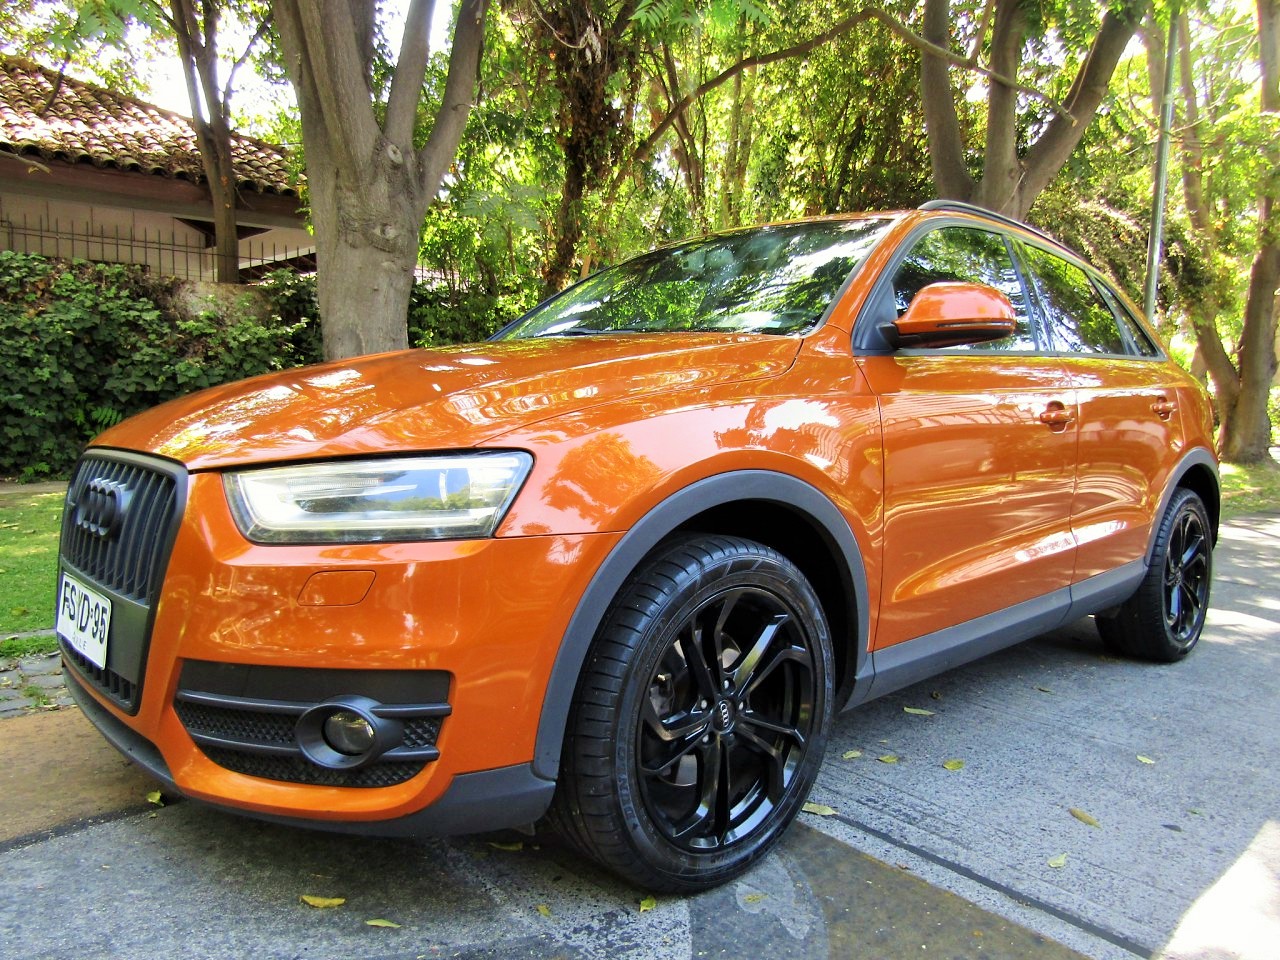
[0,252,525,479]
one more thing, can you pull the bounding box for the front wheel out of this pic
[1097,488,1213,662]
[549,535,834,892]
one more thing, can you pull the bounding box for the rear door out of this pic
[857,224,1078,650]
[1015,241,1183,581]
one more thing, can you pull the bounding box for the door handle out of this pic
[1151,398,1177,420]
[1038,403,1075,429]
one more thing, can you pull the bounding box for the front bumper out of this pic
[63,459,619,832]
[66,670,556,835]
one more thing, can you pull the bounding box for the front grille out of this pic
[174,663,451,789]
[61,454,180,603]
[58,451,186,713]
[63,643,135,704]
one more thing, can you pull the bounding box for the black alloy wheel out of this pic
[1162,500,1210,646]
[638,584,818,852]
[1097,488,1213,662]
[549,535,834,892]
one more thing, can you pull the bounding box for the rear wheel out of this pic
[1097,488,1212,662]
[549,535,833,892]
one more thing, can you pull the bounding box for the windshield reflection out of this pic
[499,219,891,339]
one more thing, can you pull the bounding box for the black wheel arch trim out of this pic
[1150,448,1220,559]
[531,469,870,781]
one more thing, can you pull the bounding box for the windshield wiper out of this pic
[540,326,655,337]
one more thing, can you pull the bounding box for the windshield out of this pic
[498,218,891,340]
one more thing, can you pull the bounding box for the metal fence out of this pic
[0,216,316,281]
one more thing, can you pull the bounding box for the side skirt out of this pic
[843,560,1145,710]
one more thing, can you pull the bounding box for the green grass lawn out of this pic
[0,485,64,646]
[1220,458,1280,518]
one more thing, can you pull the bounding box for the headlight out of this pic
[223,452,533,544]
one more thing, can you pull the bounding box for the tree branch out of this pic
[1019,1,1143,203]
[224,13,274,108]
[628,2,1069,182]
[280,0,382,175]
[415,0,489,197]
[385,0,436,146]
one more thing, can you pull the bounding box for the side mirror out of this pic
[885,281,1017,349]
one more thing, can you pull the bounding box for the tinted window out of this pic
[1021,244,1127,355]
[499,219,890,339]
[1095,283,1161,358]
[890,227,1036,351]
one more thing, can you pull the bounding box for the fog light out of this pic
[296,695,403,770]
[323,710,376,756]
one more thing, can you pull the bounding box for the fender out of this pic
[530,470,871,780]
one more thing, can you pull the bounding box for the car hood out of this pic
[93,334,801,471]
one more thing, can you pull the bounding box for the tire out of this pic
[549,535,834,892]
[1096,488,1213,662]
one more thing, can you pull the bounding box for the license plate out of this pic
[56,572,112,670]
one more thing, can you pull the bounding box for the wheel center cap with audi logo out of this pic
[712,698,736,733]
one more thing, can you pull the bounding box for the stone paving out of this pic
[0,636,73,720]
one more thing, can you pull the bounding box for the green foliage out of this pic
[409,285,527,347]
[0,252,322,479]
[0,252,530,479]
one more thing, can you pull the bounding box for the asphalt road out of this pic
[1,516,1277,960]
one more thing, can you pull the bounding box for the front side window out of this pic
[498,219,890,340]
[1020,244,1128,355]
[889,227,1036,351]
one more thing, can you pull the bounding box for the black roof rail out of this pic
[916,199,1062,248]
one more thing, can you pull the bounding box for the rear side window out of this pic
[1095,283,1161,358]
[1020,244,1127,355]
[890,227,1036,351]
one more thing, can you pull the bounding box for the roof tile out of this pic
[0,55,299,196]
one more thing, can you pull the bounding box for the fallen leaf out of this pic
[486,840,523,852]
[365,919,401,929]
[842,749,863,760]
[878,754,899,764]
[1188,809,1203,816]
[1035,686,1052,694]
[743,893,767,905]
[1069,808,1101,828]
[802,801,837,816]
[1137,755,1156,765]
[300,895,346,909]
[1047,853,1068,869]
[639,896,657,913]
[942,759,965,771]
[146,790,164,807]
[903,707,935,716]
[536,904,552,918]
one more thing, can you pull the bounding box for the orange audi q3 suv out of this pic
[57,201,1218,891]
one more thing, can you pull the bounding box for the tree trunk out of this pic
[170,0,241,283]
[208,134,240,283]
[1218,0,1280,461]
[1220,236,1280,461]
[275,0,488,359]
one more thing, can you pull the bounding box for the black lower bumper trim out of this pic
[65,666,557,836]
[65,666,174,787]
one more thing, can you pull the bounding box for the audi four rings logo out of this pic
[717,700,733,726]
[75,479,127,539]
